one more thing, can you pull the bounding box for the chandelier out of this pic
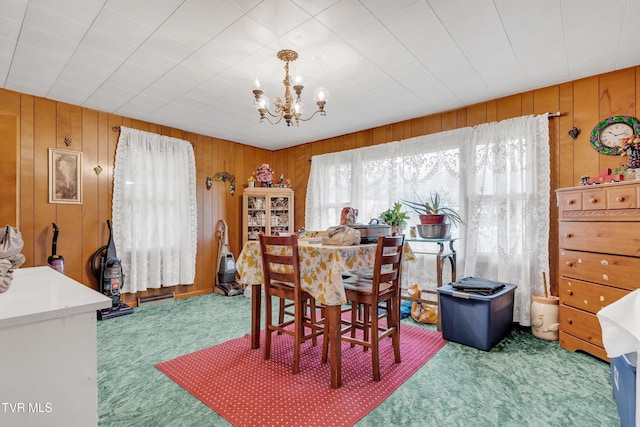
[252,49,329,126]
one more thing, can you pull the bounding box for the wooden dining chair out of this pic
[259,233,324,374]
[273,231,320,345]
[324,234,405,381]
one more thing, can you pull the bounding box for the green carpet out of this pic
[97,293,620,426]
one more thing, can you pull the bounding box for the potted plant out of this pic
[379,202,410,234]
[402,192,463,226]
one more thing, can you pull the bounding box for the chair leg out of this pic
[292,299,305,374]
[321,307,330,363]
[349,303,358,348]
[371,303,380,382]
[389,296,401,363]
[309,299,318,346]
[363,304,370,352]
[321,329,329,364]
[277,298,286,335]
[264,295,273,361]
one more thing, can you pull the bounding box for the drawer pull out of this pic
[616,196,625,202]
[564,233,573,238]
[565,261,573,267]
[589,197,598,204]
[567,318,573,325]
[566,289,573,296]
[567,199,575,205]
[600,259,608,266]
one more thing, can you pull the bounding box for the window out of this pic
[307,115,550,325]
[112,127,197,293]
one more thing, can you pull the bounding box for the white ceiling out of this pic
[2,0,640,150]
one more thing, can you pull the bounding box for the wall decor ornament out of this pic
[48,148,82,204]
[589,115,640,155]
[568,127,580,140]
[214,172,236,195]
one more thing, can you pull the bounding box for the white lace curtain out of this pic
[112,127,197,294]
[306,114,550,325]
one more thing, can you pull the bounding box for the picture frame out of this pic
[48,148,82,204]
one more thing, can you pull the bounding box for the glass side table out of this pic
[403,237,458,331]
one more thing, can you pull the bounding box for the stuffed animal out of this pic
[409,284,438,324]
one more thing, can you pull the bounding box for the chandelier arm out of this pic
[298,109,325,122]
[260,115,284,125]
[264,108,282,118]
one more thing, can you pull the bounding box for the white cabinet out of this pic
[243,187,294,244]
[0,267,112,426]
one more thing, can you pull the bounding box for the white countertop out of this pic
[0,266,112,329]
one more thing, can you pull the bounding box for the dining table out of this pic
[235,238,414,389]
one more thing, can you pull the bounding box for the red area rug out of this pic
[156,325,445,426]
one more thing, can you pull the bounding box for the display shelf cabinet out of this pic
[243,187,294,244]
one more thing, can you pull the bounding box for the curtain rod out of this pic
[113,110,564,156]
[112,126,195,147]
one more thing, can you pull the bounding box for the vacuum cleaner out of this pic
[47,223,65,273]
[91,220,134,320]
[213,219,243,296]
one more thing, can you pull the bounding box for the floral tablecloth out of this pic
[236,240,414,306]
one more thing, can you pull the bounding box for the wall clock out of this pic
[590,115,640,155]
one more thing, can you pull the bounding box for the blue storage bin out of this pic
[611,352,637,427]
[437,280,516,351]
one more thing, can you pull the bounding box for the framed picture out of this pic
[48,148,82,204]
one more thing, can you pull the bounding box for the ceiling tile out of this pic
[0,0,28,22]
[23,3,90,43]
[28,0,104,25]
[156,0,243,46]
[103,0,183,28]
[248,0,311,36]
[83,82,137,111]
[91,7,155,46]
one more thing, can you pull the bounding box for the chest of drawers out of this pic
[556,181,640,361]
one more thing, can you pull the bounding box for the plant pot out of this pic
[416,223,450,239]
[391,225,405,235]
[419,214,445,224]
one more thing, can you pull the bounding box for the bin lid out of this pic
[437,280,517,301]
[451,277,508,295]
[623,352,637,368]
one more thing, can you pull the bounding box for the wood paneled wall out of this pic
[0,88,272,305]
[1,66,637,301]
[0,115,18,226]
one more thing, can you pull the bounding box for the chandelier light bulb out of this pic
[290,67,306,87]
[313,87,329,103]
[252,75,264,90]
[255,94,270,110]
